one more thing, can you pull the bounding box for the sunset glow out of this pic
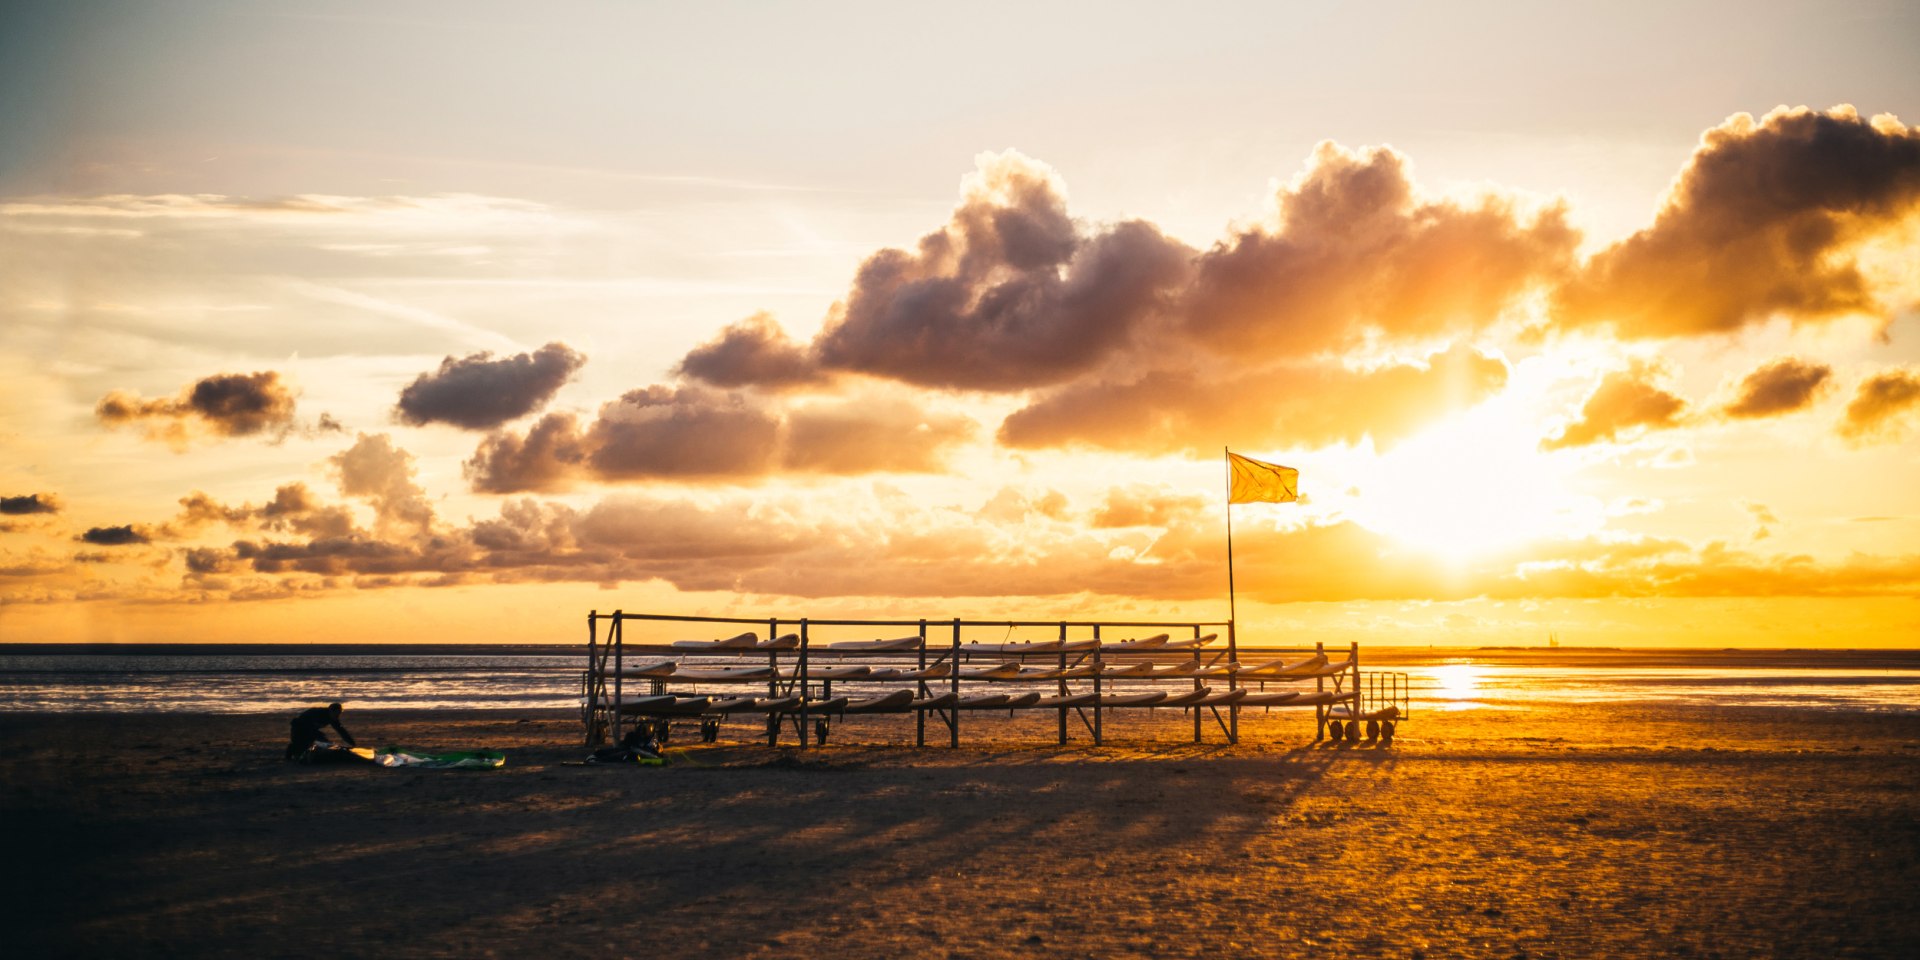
[2,2,1919,648]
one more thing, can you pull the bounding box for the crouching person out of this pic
[285,701,356,761]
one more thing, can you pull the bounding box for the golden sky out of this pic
[3,1,1919,646]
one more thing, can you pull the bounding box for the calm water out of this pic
[2,646,1918,714]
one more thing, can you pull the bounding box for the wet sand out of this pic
[3,703,1918,959]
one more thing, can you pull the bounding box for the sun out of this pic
[1349,391,1589,563]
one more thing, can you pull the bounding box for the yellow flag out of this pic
[1228,452,1298,504]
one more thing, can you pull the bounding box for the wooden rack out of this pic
[581,611,1406,749]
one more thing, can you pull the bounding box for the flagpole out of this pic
[1224,446,1236,628]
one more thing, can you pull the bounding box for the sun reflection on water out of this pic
[1430,663,1485,709]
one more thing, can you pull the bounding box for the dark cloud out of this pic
[259,483,359,540]
[78,525,149,546]
[676,313,825,391]
[1553,106,1920,338]
[812,152,1195,390]
[394,342,585,429]
[1838,367,1920,444]
[1721,357,1833,419]
[1180,142,1578,357]
[96,371,300,444]
[1000,344,1509,454]
[465,412,591,494]
[1,494,59,515]
[586,386,781,480]
[184,547,238,575]
[1542,362,1688,450]
[464,387,976,492]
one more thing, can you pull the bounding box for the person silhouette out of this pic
[284,701,356,760]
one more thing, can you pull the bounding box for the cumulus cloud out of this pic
[330,433,435,537]
[659,145,1569,457]
[811,151,1196,391]
[1001,344,1509,454]
[1554,105,1920,338]
[585,386,781,480]
[1179,141,1578,357]
[96,371,300,445]
[1542,362,1689,450]
[465,387,975,491]
[1721,357,1833,419]
[1838,366,1920,444]
[465,412,591,494]
[1,494,59,515]
[394,342,585,429]
[676,313,826,391]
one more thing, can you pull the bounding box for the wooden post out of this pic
[765,618,781,748]
[950,618,961,748]
[1314,639,1326,741]
[1227,619,1240,744]
[610,611,624,746]
[1350,640,1362,724]
[1057,621,1069,745]
[1192,624,1203,744]
[585,610,600,745]
[1092,624,1103,746]
[798,619,811,749]
[915,619,928,747]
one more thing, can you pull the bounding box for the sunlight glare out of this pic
[1431,663,1484,708]
[1352,389,1588,562]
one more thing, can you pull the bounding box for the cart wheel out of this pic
[814,720,830,745]
[1381,720,1396,742]
[700,719,719,743]
[1365,719,1380,740]
[1325,720,1343,741]
[653,720,672,745]
[1345,720,1362,742]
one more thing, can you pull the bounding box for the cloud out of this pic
[78,525,150,546]
[779,399,976,473]
[1179,141,1578,358]
[1091,486,1208,529]
[1838,366,1920,444]
[584,386,781,480]
[811,151,1196,390]
[465,412,591,494]
[675,313,826,390]
[330,433,435,537]
[465,387,975,491]
[652,144,1566,460]
[1553,105,1920,338]
[1,494,59,515]
[96,371,299,445]
[1542,361,1688,450]
[1721,357,1833,419]
[1001,343,1509,454]
[394,342,586,429]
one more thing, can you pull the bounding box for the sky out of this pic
[2,0,1918,647]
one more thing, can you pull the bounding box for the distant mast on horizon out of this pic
[1548,631,1560,649]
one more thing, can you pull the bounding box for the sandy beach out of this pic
[4,702,1918,959]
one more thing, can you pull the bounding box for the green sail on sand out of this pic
[346,746,506,769]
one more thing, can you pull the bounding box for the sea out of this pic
[3,644,1918,715]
